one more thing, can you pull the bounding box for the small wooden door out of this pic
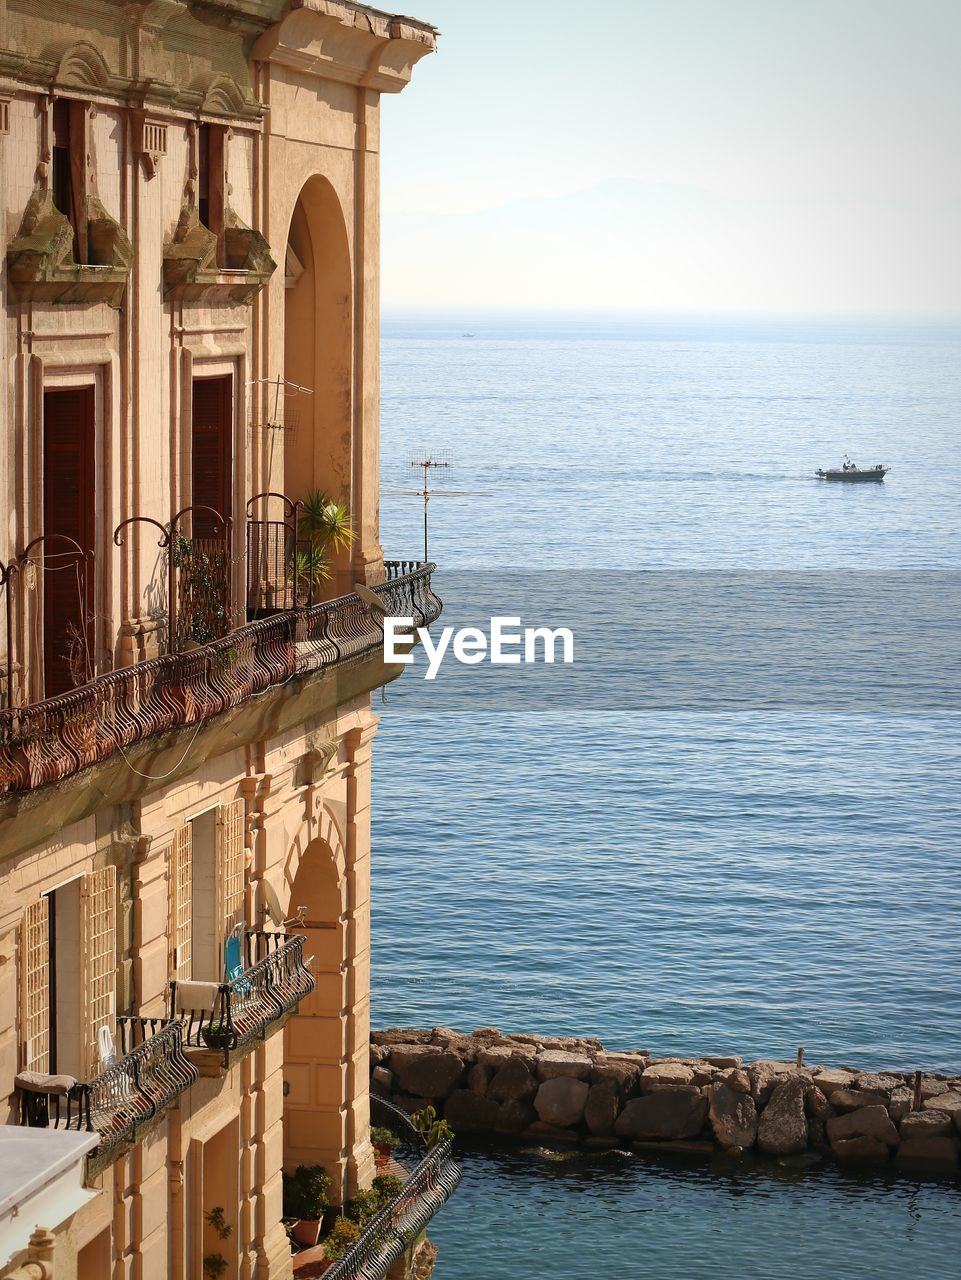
[191,375,232,536]
[43,386,95,696]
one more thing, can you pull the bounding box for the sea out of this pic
[372,312,961,1279]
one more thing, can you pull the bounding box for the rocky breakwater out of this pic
[370,1028,961,1176]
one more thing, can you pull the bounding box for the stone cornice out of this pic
[0,46,265,123]
[252,0,437,94]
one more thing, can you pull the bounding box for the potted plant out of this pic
[200,1017,234,1051]
[370,1125,399,1167]
[282,1164,331,1248]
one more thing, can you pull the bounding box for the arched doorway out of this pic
[283,177,353,592]
[282,825,373,1200]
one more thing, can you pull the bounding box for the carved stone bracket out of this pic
[162,204,275,304]
[6,189,133,307]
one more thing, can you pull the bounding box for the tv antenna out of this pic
[385,450,490,562]
[248,375,313,433]
[248,375,314,490]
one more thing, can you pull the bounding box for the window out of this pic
[51,99,87,263]
[43,385,96,697]
[20,868,116,1081]
[171,825,193,982]
[172,801,245,984]
[20,898,50,1074]
[197,122,226,259]
[191,374,233,535]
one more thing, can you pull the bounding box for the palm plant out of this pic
[294,491,352,603]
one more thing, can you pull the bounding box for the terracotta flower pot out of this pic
[292,1218,323,1248]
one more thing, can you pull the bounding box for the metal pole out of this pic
[0,564,14,708]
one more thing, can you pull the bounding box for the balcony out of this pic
[0,562,441,797]
[324,1097,462,1280]
[173,932,314,1068]
[15,1018,198,1173]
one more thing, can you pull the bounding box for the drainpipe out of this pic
[352,41,390,588]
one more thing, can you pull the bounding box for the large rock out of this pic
[584,1083,620,1136]
[370,1066,394,1098]
[804,1086,835,1121]
[888,1087,914,1124]
[826,1105,899,1148]
[718,1068,751,1095]
[395,1051,465,1100]
[390,1044,442,1072]
[488,1058,538,1105]
[640,1062,695,1091]
[832,1136,890,1162]
[708,1083,758,1150]
[854,1073,900,1098]
[535,1051,593,1081]
[757,1077,808,1155]
[372,1028,432,1046]
[923,1091,961,1117]
[496,1099,536,1133]
[430,1027,476,1054]
[592,1060,641,1090]
[919,1079,950,1101]
[897,1137,958,1169]
[900,1110,952,1140]
[705,1056,742,1069]
[811,1068,858,1098]
[614,1088,708,1141]
[534,1077,590,1127]
[467,1063,492,1095]
[444,1089,499,1131]
[749,1061,796,1106]
[476,1045,517,1068]
[830,1088,888,1112]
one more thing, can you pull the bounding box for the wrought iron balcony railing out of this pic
[0,563,440,796]
[324,1096,462,1280]
[16,1018,198,1165]
[173,932,314,1060]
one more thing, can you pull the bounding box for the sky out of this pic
[379,0,961,314]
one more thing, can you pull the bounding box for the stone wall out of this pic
[371,1028,961,1176]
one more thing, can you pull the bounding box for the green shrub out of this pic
[345,1189,381,1225]
[371,1174,403,1204]
[324,1216,362,1261]
[411,1105,454,1149]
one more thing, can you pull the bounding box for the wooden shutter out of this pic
[20,898,50,1074]
[43,386,95,696]
[191,375,232,537]
[216,800,246,945]
[170,826,193,981]
[80,867,116,1078]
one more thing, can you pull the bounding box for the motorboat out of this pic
[815,456,889,482]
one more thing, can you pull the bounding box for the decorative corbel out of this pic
[132,110,168,179]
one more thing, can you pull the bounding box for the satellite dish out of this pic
[261,879,286,928]
[354,583,387,616]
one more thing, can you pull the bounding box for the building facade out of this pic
[0,3,450,1277]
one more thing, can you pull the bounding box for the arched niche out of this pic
[283,177,353,588]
